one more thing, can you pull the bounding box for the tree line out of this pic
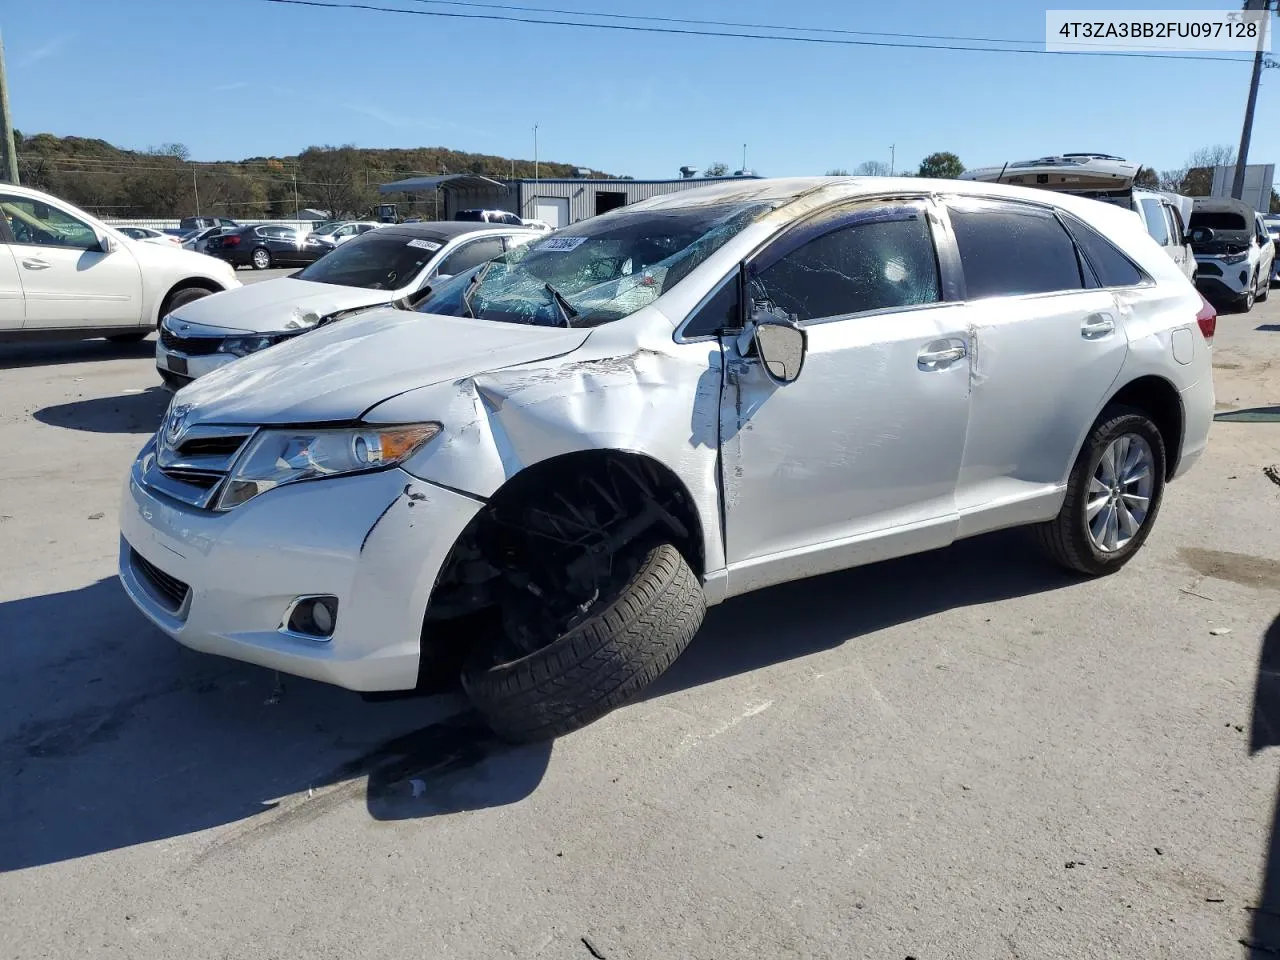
[13,132,610,220]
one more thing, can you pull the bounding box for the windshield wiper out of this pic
[462,261,495,318]
[544,282,579,328]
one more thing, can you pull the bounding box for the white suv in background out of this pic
[121,177,1213,744]
[0,185,239,344]
[1129,189,1196,283]
[155,221,536,388]
[1189,197,1275,313]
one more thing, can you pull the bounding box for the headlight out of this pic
[216,423,442,510]
[217,333,292,357]
[1221,252,1249,265]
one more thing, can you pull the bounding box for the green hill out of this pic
[14,131,613,220]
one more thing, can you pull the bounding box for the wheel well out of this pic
[1105,375,1183,479]
[421,450,705,642]
[158,278,224,324]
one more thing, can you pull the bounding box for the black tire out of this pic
[1032,406,1167,577]
[163,286,213,320]
[1237,278,1256,313]
[106,332,147,344]
[461,543,705,743]
[251,247,272,270]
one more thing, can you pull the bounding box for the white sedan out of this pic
[154,221,537,387]
[0,186,239,344]
[117,226,183,247]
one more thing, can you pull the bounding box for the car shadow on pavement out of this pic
[1256,324,1280,333]
[33,387,170,434]
[1,532,1072,873]
[0,337,155,369]
[0,576,551,873]
[1246,613,1280,957]
[1214,406,1280,424]
[647,529,1076,700]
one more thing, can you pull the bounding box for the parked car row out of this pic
[108,174,1216,744]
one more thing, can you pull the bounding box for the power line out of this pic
[255,0,1260,63]
[400,0,1042,45]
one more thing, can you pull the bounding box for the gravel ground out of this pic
[1,293,1279,960]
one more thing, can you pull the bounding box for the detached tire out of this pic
[1032,406,1166,577]
[462,543,705,743]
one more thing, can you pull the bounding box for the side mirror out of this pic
[98,231,119,254]
[753,318,807,384]
[1188,226,1214,245]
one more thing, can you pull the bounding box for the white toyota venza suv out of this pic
[119,177,1215,742]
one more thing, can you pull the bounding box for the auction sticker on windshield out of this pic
[539,236,589,252]
[407,239,442,251]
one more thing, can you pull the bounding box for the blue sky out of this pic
[5,0,1277,180]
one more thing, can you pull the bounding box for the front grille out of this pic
[160,327,222,356]
[131,549,190,613]
[178,435,246,457]
[1197,262,1222,277]
[142,425,256,509]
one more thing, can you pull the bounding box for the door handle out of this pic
[917,340,967,369]
[1081,313,1115,339]
[21,258,50,270]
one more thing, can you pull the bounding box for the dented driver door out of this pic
[718,199,971,597]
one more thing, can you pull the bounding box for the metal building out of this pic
[378,171,761,229]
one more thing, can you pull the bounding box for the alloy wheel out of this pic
[1086,433,1154,553]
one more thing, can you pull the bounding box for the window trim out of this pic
[1057,210,1155,292]
[675,266,743,343]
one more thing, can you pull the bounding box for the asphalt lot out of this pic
[2,288,1279,959]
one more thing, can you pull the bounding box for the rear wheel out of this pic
[1033,407,1166,577]
[251,247,272,270]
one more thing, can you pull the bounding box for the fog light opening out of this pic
[284,596,339,640]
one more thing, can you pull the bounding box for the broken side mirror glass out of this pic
[753,318,807,384]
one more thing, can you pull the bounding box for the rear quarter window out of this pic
[1059,213,1149,288]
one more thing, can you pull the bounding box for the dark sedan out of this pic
[205,224,329,270]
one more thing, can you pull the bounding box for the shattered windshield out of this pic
[414,201,776,327]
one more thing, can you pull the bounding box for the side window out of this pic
[1166,204,1186,245]
[1060,213,1147,288]
[1140,198,1171,246]
[684,273,740,338]
[947,201,1083,298]
[0,194,101,251]
[748,204,941,322]
[435,237,505,277]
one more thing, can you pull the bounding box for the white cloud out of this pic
[17,35,71,67]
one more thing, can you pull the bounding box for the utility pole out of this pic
[0,32,16,185]
[292,172,299,219]
[1231,0,1274,200]
[192,167,200,215]
[742,143,747,172]
[890,144,896,177]
[533,123,539,183]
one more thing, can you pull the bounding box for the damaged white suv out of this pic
[119,177,1214,742]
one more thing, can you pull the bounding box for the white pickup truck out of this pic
[0,185,239,344]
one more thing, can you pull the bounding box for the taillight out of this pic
[223,235,241,247]
[1195,293,1216,345]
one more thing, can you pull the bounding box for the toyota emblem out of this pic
[164,403,191,445]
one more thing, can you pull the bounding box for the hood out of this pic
[128,240,239,287]
[165,276,395,333]
[172,307,592,424]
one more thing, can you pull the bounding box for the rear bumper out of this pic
[1173,374,1214,481]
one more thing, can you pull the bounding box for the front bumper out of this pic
[155,338,236,386]
[118,448,484,691]
[1194,259,1251,299]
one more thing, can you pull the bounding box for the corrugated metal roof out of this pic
[502,176,762,186]
[379,174,509,195]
